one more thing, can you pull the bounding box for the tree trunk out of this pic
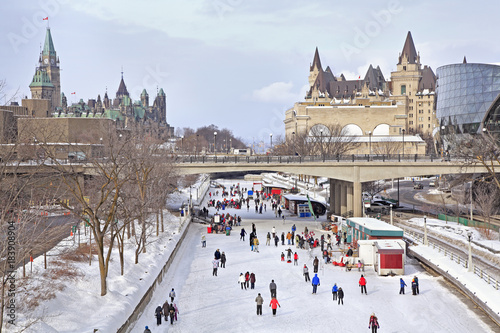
[96,237,108,296]
[160,209,164,233]
[126,221,131,240]
[156,211,159,237]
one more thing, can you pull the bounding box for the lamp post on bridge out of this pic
[368,130,372,160]
[269,133,273,155]
[214,131,217,158]
[402,129,405,159]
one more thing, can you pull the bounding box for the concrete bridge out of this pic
[176,155,493,217]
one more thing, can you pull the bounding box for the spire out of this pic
[116,73,129,98]
[310,47,323,72]
[463,56,467,64]
[42,27,56,57]
[398,31,418,64]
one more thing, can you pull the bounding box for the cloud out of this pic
[251,81,307,104]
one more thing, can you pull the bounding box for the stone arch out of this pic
[308,124,331,136]
[342,124,363,136]
[373,123,390,136]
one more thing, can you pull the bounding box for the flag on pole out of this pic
[358,75,361,79]
[306,194,316,221]
[43,17,48,20]
[71,92,76,94]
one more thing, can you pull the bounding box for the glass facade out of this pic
[436,63,500,134]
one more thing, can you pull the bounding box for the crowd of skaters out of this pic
[192,182,424,329]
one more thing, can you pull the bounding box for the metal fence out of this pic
[405,230,499,290]
[177,153,451,164]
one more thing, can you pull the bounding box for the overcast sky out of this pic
[2,0,499,145]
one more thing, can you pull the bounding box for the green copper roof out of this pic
[42,28,56,57]
[29,69,54,88]
[158,88,165,96]
[141,89,148,96]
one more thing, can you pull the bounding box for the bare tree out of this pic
[473,181,499,239]
[372,137,403,156]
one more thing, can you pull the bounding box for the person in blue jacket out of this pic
[311,274,320,294]
[332,283,338,301]
[399,278,407,294]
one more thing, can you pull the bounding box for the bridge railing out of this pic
[177,153,449,164]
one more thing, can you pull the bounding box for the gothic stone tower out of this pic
[29,68,54,103]
[39,27,61,108]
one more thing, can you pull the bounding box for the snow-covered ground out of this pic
[9,176,499,332]
[130,179,497,333]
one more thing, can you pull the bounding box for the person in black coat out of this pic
[155,305,163,325]
[337,287,344,305]
[168,303,175,325]
[221,252,227,268]
[214,249,221,261]
[281,232,285,245]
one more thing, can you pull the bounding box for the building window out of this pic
[401,85,406,95]
[428,124,431,128]
[409,106,413,111]
[428,117,431,121]
[409,113,413,118]
[403,66,406,71]
[409,121,413,125]
[419,117,423,121]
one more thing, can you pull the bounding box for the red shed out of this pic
[375,241,405,276]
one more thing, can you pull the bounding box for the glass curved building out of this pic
[436,63,500,134]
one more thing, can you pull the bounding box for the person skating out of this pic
[312,273,320,294]
[266,232,271,246]
[346,246,353,257]
[359,275,367,295]
[272,226,276,239]
[255,293,264,315]
[144,326,151,333]
[201,233,206,248]
[303,264,310,282]
[168,303,175,325]
[337,287,344,305]
[332,283,338,301]
[245,271,250,289]
[240,228,247,241]
[281,232,285,245]
[250,272,256,289]
[294,252,298,266]
[173,303,179,321]
[414,276,419,294]
[162,300,170,321]
[269,297,281,316]
[313,256,319,273]
[411,278,417,295]
[155,305,163,326]
[221,252,226,268]
[169,288,176,302]
[368,313,380,333]
[399,278,407,294]
[214,249,221,262]
[286,248,292,262]
[269,280,277,298]
[212,258,219,276]
[238,273,246,290]
[281,252,285,261]
[274,235,279,247]
[253,237,260,252]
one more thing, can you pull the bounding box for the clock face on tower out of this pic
[43,58,48,64]
[51,58,55,65]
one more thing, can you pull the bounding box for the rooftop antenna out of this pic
[121,66,123,79]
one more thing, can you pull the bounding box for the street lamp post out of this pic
[390,204,393,225]
[402,129,405,159]
[214,131,217,157]
[467,231,473,272]
[270,133,273,155]
[180,135,184,153]
[469,180,473,223]
[423,215,428,245]
[368,130,372,160]
[292,131,296,156]
[229,138,232,154]
[320,129,323,160]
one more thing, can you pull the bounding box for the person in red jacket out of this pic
[269,297,281,316]
[293,252,298,266]
[359,275,367,295]
[368,313,380,333]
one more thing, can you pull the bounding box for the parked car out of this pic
[366,202,390,213]
[429,181,436,187]
[413,183,423,189]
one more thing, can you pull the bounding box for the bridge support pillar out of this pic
[340,182,347,216]
[347,183,353,217]
[353,181,362,217]
[334,181,341,216]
